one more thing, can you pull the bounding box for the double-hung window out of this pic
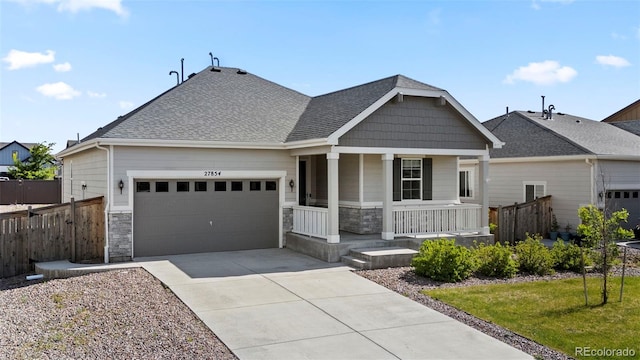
[524,181,546,202]
[402,159,422,200]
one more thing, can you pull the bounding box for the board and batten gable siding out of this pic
[0,142,30,166]
[112,147,296,206]
[487,160,592,229]
[338,96,487,150]
[597,160,640,190]
[62,147,108,202]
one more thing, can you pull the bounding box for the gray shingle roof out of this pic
[610,119,640,137]
[83,67,311,143]
[286,75,442,142]
[485,111,640,158]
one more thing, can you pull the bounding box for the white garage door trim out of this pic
[127,170,287,256]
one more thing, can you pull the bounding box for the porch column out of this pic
[327,152,340,243]
[381,153,394,240]
[479,154,490,235]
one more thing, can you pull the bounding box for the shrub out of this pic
[411,238,476,283]
[514,234,555,276]
[551,240,592,272]
[473,242,518,278]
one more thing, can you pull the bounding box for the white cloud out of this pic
[53,62,72,72]
[12,0,128,17]
[36,82,81,100]
[504,60,577,85]
[87,91,106,98]
[596,55,631,68]
[119,100,134,109]
[531,0,574,10]
[2,49,55,70]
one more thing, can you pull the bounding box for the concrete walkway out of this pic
[38,249,532,360]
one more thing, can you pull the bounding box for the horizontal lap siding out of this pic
[338,154,359,202]
[488,160,592,229]
[363,154,382,202]
[62,148,108,202]
[432,156,457,201]
[113,147,296,206]
[338,96,487,150]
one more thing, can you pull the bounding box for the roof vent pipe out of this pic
[169,71,179,85]
[548,104,555,120]
[181,58,184,83]
[209,52,221,72]
[541,96,545,118]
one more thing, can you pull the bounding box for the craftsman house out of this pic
[58,65,502,262]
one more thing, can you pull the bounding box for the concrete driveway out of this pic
[133,248,532,360]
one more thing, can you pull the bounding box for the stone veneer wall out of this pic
[339,207,382,234]
[108,212,132,262]
[282,207,293,246]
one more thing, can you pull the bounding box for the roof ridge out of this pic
[514,111,594,154]
[311,75,399,99]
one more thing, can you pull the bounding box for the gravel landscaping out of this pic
[1,246,638,359]
[0,268,237,360]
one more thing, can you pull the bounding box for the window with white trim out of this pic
[524,181,546,202]
[402,159,422,200]
[459,170,474,198]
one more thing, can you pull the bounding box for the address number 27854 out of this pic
[204,171,222,177]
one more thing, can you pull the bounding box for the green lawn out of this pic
[424,276,640,360]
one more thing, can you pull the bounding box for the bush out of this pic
[551,240,592,272]
[411,238,476,283]
[473,242,518,278]
[514,234,555,276]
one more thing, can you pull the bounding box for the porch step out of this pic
[341,246,418,270]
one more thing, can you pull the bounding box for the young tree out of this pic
[8,142,58,180]
[577,204,633,304]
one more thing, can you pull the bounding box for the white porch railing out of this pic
[292,205,328,239]
[393,204,482,236]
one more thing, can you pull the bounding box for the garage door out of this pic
[606,190,640,231]
[134,179,279,257]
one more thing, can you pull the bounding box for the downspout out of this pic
[95,143,110,263]
[585,157,595,205]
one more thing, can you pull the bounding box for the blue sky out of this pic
[1,0,639,153]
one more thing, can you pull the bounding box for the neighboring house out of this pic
[460,110,640,234]
[58,66,502,262]
[602,99,640,123]
[0,141,37,177]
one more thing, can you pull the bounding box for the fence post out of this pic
[70,197,76,263]
[512,202,519,244]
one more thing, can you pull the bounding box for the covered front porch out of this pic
[285,150,492,261]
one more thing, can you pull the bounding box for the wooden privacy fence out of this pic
[490,195,552,244]
[0,196,104,278]
[0,178,62,205]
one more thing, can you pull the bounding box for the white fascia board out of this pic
[490,155,596,163]
[594,154,640,161]
[325,87,504,149]
[336,146,489,157]
[326,89,399,143]
[284,138,330,149]
[432,90,504,149]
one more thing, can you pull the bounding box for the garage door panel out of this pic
[134,179,279,257]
